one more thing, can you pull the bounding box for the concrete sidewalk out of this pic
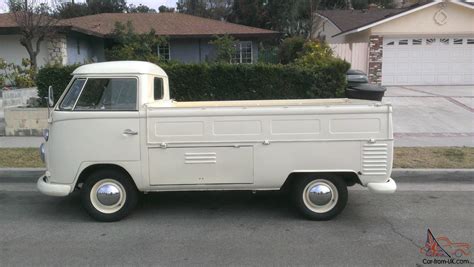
[0,136,43,148]
[384,85,474,147]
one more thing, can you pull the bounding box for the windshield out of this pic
[59,78,86,110]
[58,77,137,111]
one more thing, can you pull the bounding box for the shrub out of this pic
[294,40,336,67]
[105,21,167,62]
[36,64,79,105]
[0,58,36,88]
[36,62,349,103]
[208,34,237,63]
[162,63,348,101]
[278,36,306,64]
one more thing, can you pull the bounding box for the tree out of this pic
[278,36,305,64]
[56,0,157,18]
[8,0,59,72]
[208,34,237,63]
[128,4,157,13]
[105,21,167,62]
[228,0,268,29]
[85,0,127,14]
[54,2,91,19]
[177,0,206,16]
[177,0,232,20]
[158,5,175,13]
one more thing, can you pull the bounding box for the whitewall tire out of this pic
[81,169,138,222]
[293,175,348,220]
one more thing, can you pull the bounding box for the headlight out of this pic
[43,129,49,141]
[39,143,45,163]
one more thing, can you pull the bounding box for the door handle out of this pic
[123,129,138,136]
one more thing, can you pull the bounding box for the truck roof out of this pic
[72,61,168,76]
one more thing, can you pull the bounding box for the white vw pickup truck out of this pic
[38,61,396,222]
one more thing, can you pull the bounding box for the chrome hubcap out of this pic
[303,179,338,213]
[90,179,126,214]
[308,184,332,206]
[97,184,121,206]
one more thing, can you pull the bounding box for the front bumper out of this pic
[37,175,72,197]
[367,178,397,194]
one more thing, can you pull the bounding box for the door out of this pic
[54,77,140,162]
[148,146,254,185]
[382,37,474,85]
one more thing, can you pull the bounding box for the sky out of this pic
[0,0,177,13]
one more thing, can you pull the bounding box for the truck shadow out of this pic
[135,190,297,219]
[37,189,369,222]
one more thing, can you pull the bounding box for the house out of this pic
[315,0,474,85]
[0,12,278,68]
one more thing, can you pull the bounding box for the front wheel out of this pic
[81,169,138,222]
[292,175,348,220]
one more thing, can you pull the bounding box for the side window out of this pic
[74,78,137,111]
[154,77,163,100]
[60,78,86,110]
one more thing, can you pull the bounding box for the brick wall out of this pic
[368,35,383,84]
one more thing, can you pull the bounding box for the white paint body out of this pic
[37,61,396,196]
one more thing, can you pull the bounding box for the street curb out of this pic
[0,168,472,184]
[0,168,45,183]
[391,169,474,183]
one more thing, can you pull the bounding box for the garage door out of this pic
[382,37,474,85]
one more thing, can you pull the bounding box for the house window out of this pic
[426,38,436,45]
[440,38,449,45]
[398,39,408,45]
[412,39,422,45]
[158,43,170,61]
[453,38,463,45]
[232,41,253,64]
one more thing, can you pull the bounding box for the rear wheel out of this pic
[81,169,138,222]
[292,175,348,220]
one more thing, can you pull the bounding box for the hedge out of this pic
[36,62,349,104]
[36,64,80,105]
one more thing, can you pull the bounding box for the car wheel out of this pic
[292,174,348,220]
[81,169,138,222]
[454,249,464,258]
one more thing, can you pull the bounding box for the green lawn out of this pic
[0,147,473,169]
[0,148,44,168]
[393,147,474,169]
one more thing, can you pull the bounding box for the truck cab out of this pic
[38,61,396,222]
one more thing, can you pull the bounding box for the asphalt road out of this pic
[0,177,473,266]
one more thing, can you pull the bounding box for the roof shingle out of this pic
[0,13,19,27]
[60,12,278,38]
[317,8,412,33]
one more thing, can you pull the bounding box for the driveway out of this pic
[383,86,474,147]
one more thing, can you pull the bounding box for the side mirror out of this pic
[48,86,54,107]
